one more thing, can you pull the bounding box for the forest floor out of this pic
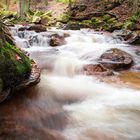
[37,1,67,19]
[72,0,133,22]
[9,0,67,19]
[8,0,134,23]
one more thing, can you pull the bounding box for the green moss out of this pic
[123,21,134,29]
[102,23,110,31]
[128,15,137,23]
[7,42,31,74]
[102,14,111,22]
[123,15,139,30]
[0,41,31,89]
[107,18,116,24]
[91,17,101,24]
[58,13,70,23]
[0,10,17,19]
[82,20,92,26]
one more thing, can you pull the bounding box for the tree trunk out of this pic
[5,0,10,10]
[17,0,30,16]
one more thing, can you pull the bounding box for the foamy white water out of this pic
[10,26,140,140]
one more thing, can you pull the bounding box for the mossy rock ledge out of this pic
[0,22,40,103]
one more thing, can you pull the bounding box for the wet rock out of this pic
[28,25,47,32]
[18,25,47,33]
[63,23,81,30]
[113,30,133,41]
[98,48,133,70]
[0,89,10,103]
[14,61,40,92]
[128,34,140,45]
[18,26,28,31]
[49,34,66,47]
[83,64,114,76]
[115,30,140,45]
[135,49,140,56]
[28,35,39,46]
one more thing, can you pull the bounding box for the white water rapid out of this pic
[10,26,140,140]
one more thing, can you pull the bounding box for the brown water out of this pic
[0,75,67,140]
[0,27,140,140]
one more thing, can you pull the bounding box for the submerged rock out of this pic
[49,34,66,47]
[98,48,133,70]
[83,64,113,76]
[119,72,140,89]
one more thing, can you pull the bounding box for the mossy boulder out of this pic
[0,11,17,19]
[0,11,18,25]
[0,42,31,89]
[32,10,53,25]
[0,22,32,102]
[58,13,70,23]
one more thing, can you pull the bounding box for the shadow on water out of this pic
[0,76,69,140]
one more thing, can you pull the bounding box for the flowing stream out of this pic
[0,26,140,140]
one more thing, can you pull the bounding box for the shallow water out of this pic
[0,27,140,140]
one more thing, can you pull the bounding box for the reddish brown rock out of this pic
[98,48,133,70]
[49,34,66,47]
[83,64,113,76]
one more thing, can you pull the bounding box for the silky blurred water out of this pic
[2,26,139,140]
